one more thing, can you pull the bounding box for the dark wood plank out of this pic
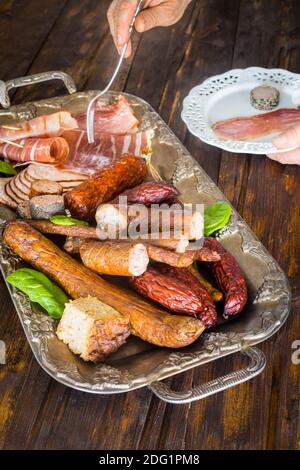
[10,0,143,105]
[10,0,113,104]
[0,0,68,81]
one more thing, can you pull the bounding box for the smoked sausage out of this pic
[203,237,248,318]
[79,240,149,276]
[130,264,217,328]
[110,181,180,205]
[64,154,147,222]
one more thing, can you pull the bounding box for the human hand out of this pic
[107,0,192,58]
[266,125,300,165]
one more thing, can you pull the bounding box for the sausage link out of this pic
[203,237,248,318]
[27,220,189,252]
[156,264,217,328]
[64,154,147,222]
[96,203,202,239]
[79,240,149,276]
[146,245,219,267]
[130,264,217,328]
[111,181,180,205]
[146,244,196,267]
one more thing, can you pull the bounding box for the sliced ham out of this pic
[0,164,88,208]
[0,137,69,165]
[0,111,78,142]
[74,95,139,135]
[212,107,300,141]
[59,128,153,174]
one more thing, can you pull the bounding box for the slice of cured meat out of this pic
[74,95,139,135]
[0,111,78,142]
[60,128,153,174]
[212,107,300,141]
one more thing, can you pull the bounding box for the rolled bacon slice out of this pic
[0,111,78,142]
[212,107,300,141]
[60,128,153,175]
[0,137,69,165]
[74,95,139,135]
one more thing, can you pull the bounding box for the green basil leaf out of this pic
[49,215,89,226]
[6,268,68,319]
[0,160,17,175]
[204,201,232,236]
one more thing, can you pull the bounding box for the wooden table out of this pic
[0,0,299,450]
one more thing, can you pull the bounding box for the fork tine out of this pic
[1,125,23,131]
[0,138,24,148]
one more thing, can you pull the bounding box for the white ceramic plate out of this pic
[181,67,300,155]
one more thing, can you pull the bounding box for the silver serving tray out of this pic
[0,72,292,403]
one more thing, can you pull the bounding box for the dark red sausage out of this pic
[157,264,217,328]
[130,264,217,328]
[203,237,248,319]
[111,181,180,206]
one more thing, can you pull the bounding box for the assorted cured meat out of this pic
[212,106,300,141]
[0,94,249,363]
[0,97,153,174]
[4,221,205,349]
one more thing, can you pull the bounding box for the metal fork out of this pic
[86,0,144,143]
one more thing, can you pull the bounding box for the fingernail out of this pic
[118,46,123,55]
[273,134,287,146]
[138,18,144,32]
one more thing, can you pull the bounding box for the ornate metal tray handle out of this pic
[0,71,77,108]
[148,347,266,404]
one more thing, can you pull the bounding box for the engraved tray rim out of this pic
[0,90,292,394]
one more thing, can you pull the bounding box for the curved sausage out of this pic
[203,237,248,318]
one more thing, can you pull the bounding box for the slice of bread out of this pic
[57,296,130,363]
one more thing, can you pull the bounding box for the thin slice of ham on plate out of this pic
[59,128,154,174]
[0,111,78,142]
[0,137,69,165]
[74,95,139,135]
[212,107,300,141]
